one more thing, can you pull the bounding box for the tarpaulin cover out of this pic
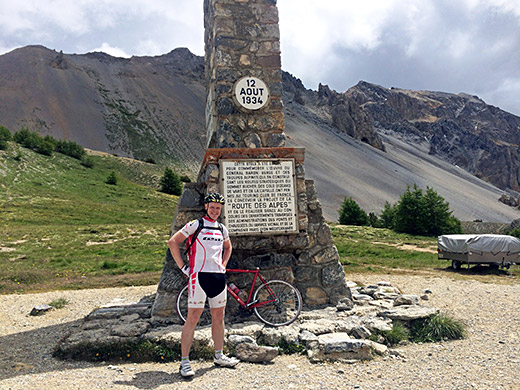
[438,234,520,255]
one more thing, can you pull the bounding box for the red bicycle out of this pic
[176,268,302,327]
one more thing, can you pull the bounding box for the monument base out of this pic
[151,148,351,321]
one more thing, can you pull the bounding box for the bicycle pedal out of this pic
[238,306,253,317]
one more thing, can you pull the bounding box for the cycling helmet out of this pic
[204,192,225,204]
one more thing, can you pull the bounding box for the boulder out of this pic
[307,333,374,362]
[394,294,419,306]
[30,304,53,316]
[234,342,279,363]
[379,306,439,321]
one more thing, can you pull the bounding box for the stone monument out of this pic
[152,0,350,321]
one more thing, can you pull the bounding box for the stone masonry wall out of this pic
[204,0,286,149]
[151,0,351,321]
[152,147,351,321]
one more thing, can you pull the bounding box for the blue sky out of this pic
[1,0,519,116]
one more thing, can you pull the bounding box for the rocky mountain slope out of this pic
[0,45,206,171]
[1,45,519,222]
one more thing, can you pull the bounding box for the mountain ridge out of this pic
[1,45,519,223]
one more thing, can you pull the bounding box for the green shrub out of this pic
[106,171,118,185]
[43,135,58,150]
[410,313,466,342]
[56,139,85,160]
[20,130,41,150]
[49,298,69,309]
[13,127,31,145]
[368,212,379,227]
[379,201,396,229]
[159,167,182,195]
[13,128,55,156]
[385,185,462,236]
[35,138,55,156]
[370,322,410,346]
[80,156,95,168]
[275,339,306,354]
[509,228,520,239]
[338,197,369,226]
[180,175,191,183]
[0,125,12,150]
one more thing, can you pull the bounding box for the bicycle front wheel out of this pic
[176,285,212,326]
[253,280,302,327]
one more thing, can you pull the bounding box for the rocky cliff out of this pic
[351,81,520,193]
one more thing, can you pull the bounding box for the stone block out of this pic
[322,261,346,287]
[308,333,374,362]
[267,132,286,147]
[111,321,151,338]
[394,294,419,306]
[243,133,262,148]
[316,223,334,246]
[217,97,239,115]
[294,265,319,283]
[241,253,297,269]
[176,183,203,209]
[305,287,328,306]
[378,306,439,321]
[215,36,247,50]
[239,54,251,66]
[312,246,339,265]
[235,342,279,363]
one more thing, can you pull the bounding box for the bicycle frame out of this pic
[226,268,277,310]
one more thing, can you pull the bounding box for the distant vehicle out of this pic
[438,234,520,270]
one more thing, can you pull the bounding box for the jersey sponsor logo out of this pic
[202,236,223,242]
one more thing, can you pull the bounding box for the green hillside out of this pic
[1,142,517,295]
[0,143,179,293]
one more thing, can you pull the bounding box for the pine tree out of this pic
[160,168,182,195]
[106,171,118,185]
[338,197,369,226]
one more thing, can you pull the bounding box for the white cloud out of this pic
[0,0,519,116]
[90,42,130,58]
[484,77,520,114]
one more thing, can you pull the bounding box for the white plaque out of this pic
[234,76,269,110]
[220,159,298,235]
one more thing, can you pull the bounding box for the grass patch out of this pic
[0,143,178,293]
[371,314,466,346]
[49,298,69,309]
[332,224,443,272]
[1,142,518,294]
[370,322,410,347]
[410,313,466,342]
[275,338,306,355]
[331,224,520,278]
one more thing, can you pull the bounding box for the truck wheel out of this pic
[451,260,461,270]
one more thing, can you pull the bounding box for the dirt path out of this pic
[1,274,519,390]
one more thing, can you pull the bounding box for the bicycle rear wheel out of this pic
[253,280,302,327]
[176,285,212,326]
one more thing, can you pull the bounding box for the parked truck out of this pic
[438,234,520,270]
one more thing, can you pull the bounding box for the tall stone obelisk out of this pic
[152,0,350,321]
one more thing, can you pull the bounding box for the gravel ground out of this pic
[1,273,519,390]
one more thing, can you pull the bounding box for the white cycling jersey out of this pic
[180,216,230,274]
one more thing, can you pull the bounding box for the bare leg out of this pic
[210,306,226,351]
[181,307,204,357]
